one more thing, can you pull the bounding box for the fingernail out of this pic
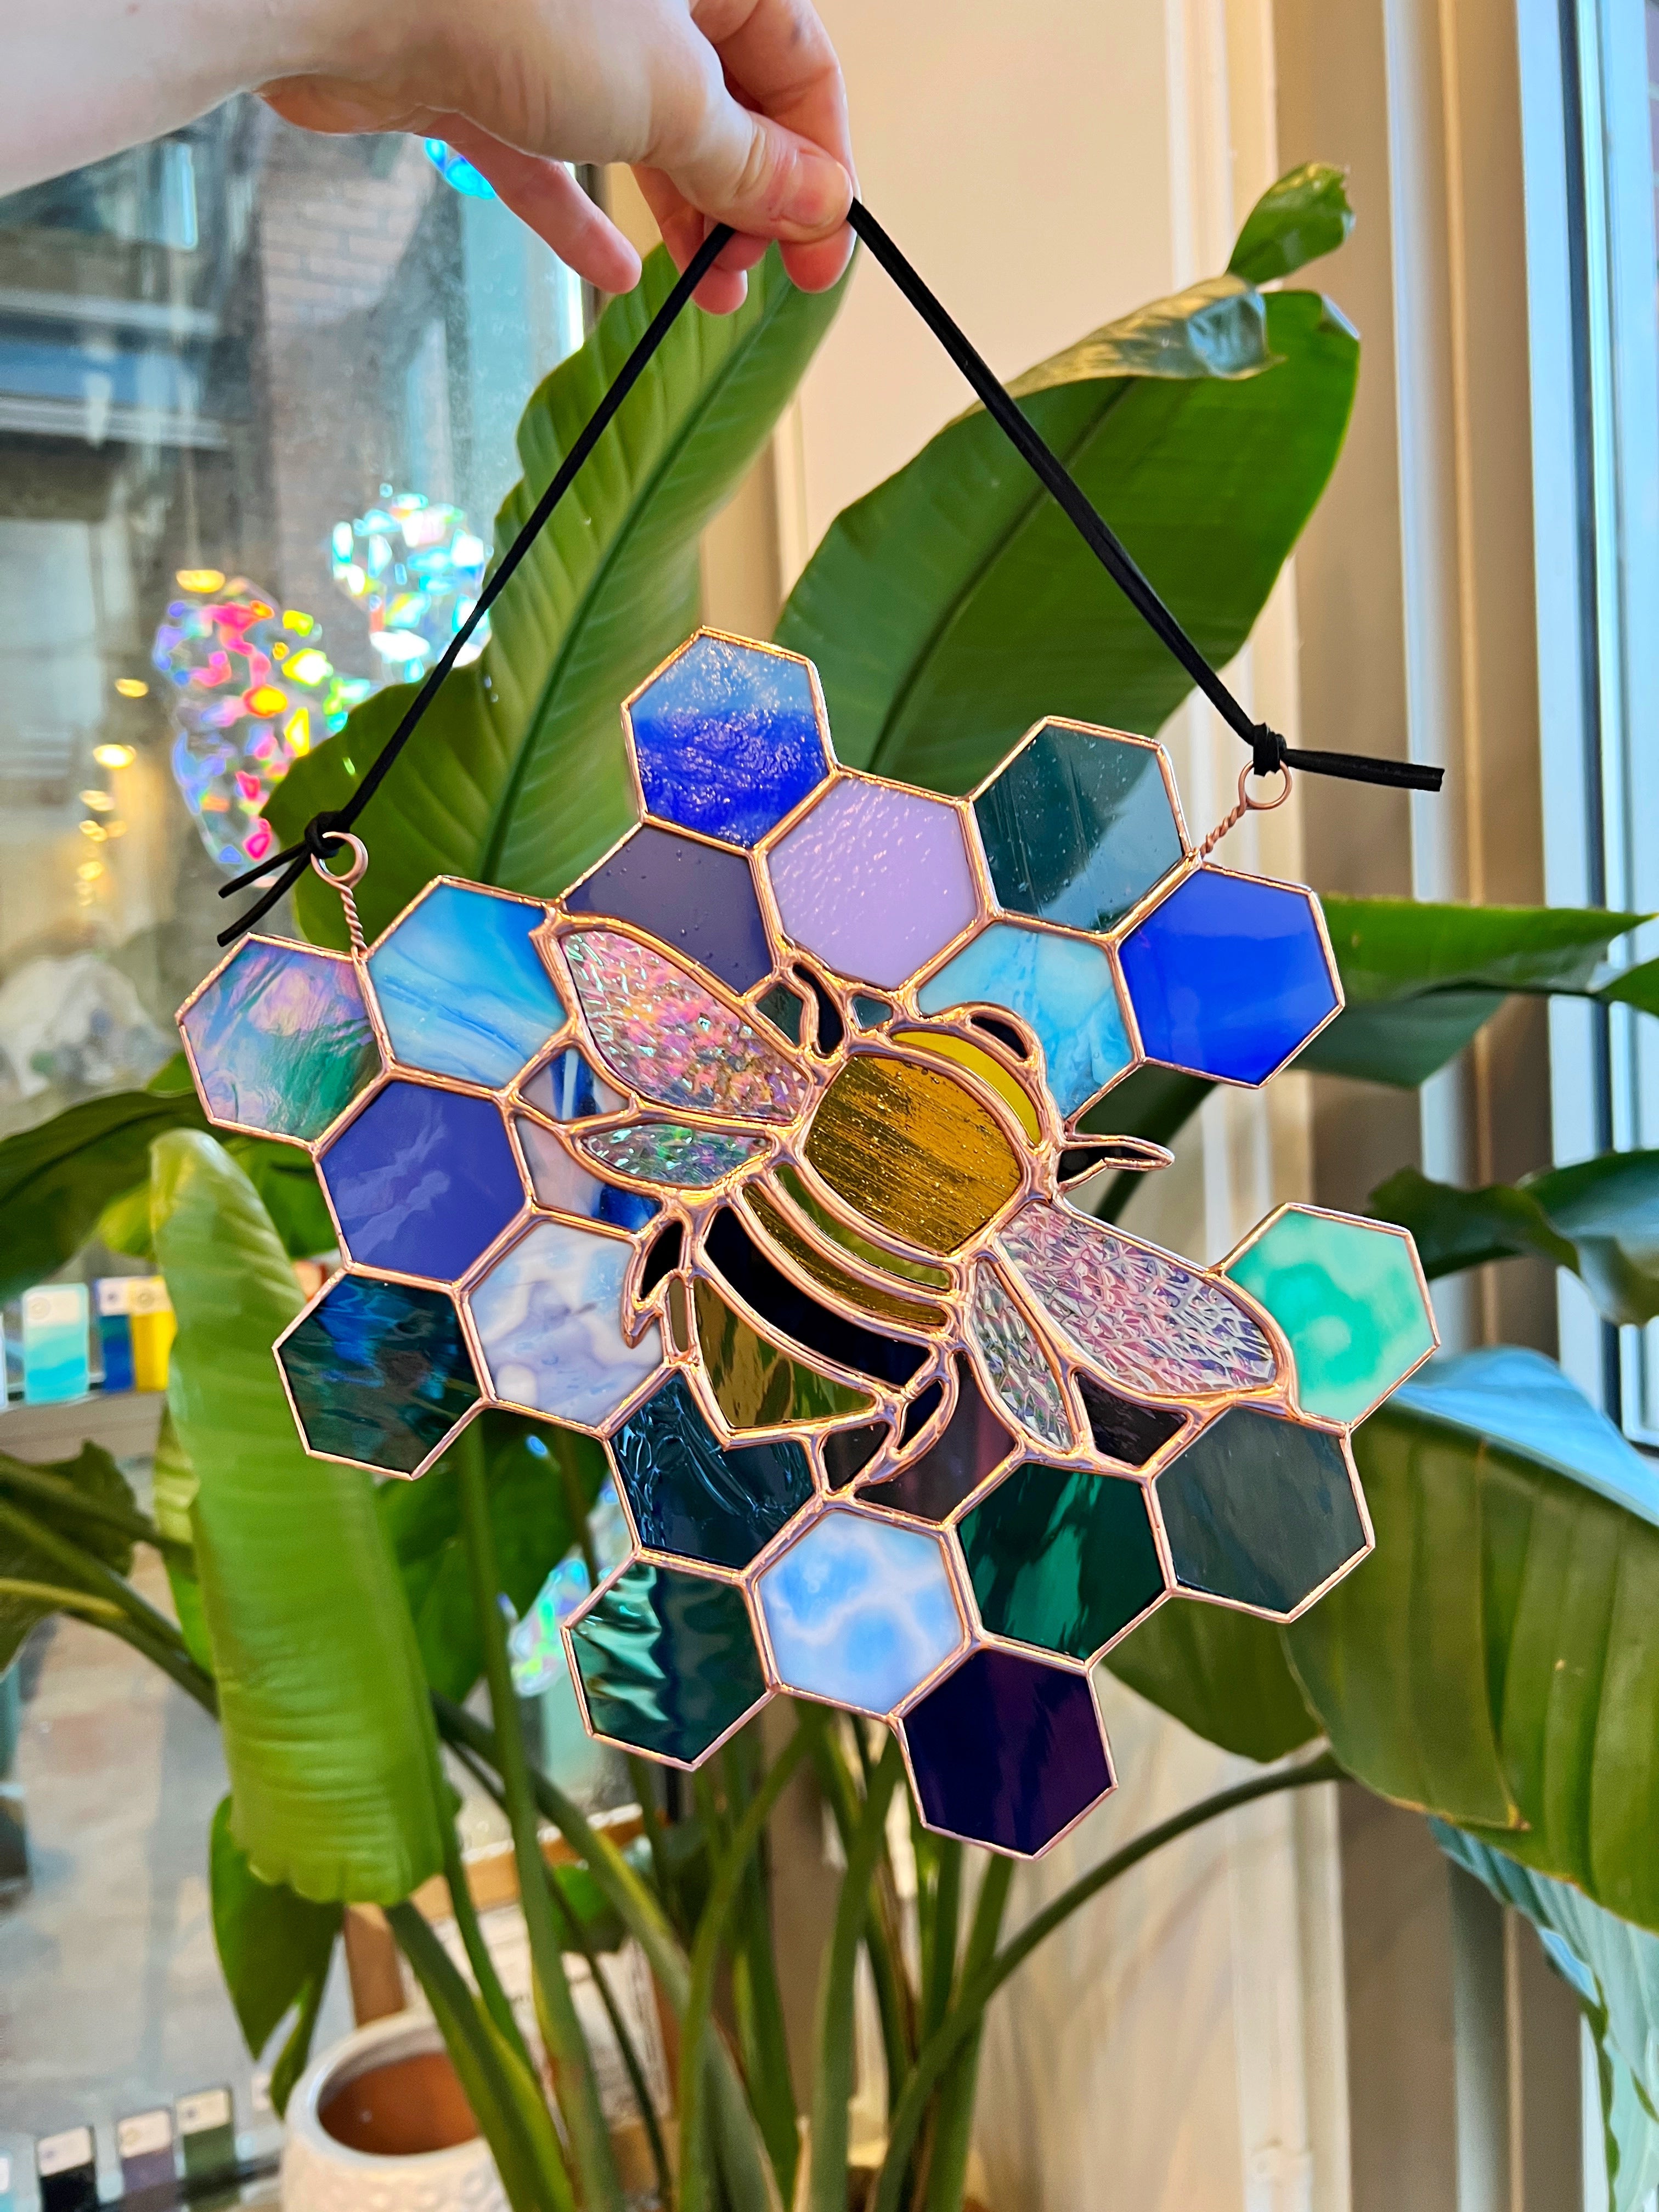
[781,149,852,233]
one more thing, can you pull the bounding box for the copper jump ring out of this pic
[310,832,370,955]
[1198,760,1294,862]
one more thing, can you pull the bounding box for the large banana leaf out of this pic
[381,1411,606,1701]
[1283,1350,1659,1929]
[1372,1151,1659,1325]
[1104,1596,1318,1762]
[1304,896,1641,1086]
[153,1130,444,1903]
[1437,1822,1659,2210]
[0,1088,205,1302]
[775,169,1357,787]
[267,246,847,947]
[210,1796,341,2114]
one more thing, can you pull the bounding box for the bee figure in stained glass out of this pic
[177,629,1438,1859]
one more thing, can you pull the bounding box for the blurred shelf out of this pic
[0,1391,166,1463]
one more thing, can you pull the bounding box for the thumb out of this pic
[654,63,851,240]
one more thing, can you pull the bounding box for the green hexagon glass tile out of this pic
[959,1461,1166,1661]
[1223,1205,1437,1423]
[566,1559,768,1765]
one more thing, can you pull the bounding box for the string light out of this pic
[79,820,108,842]
[94,743,135,769]
[114,677,148,699]
[79,789,115,811]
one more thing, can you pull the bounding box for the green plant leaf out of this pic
[153,1130,444,1903]
[0,1089,206,1301]
[0,1443,136,1669]
[1598,955,1659,1014]
[1372,1152,1659,1324]
[380,1412,606,1701]
[1436,1822,1659,2210]
[267,245,846,944]
[1304,898,1643,1086]
[777,279,1355,791]
[210,1795,340,2112]
[153,1409,213,1673]
[1228,161,1356,283]
[1285,1348,1659,1929]
[1104,1599,1319,1762]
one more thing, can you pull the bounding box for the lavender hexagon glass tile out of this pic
[180,937,379,1143]
[469,1217,664,1430]
[765,778,980,990]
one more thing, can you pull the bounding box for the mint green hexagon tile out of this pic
[1222,1205,1438,1425]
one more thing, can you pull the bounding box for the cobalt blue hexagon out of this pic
[625,633,831,848]
[1119,868,1340,1084]
[321,1080,526,1281]
[367,882,566,1087]
[565,823,774,992]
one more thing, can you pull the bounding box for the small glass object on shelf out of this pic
[175,2089,236,2207]
[116,2110,178,2209]
[129,1278,177,1393]
[21,1285,90,1406]
[35,2129,97,2212]
[95,1277,136,1392]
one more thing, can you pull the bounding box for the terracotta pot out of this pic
[281,2012,507,2212]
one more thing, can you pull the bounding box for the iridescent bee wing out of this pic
[988,1198,1283,1460]
[552,924,811,1126]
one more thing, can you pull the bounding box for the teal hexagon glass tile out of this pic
[1156,1407,1368,1617]
[960,1461,1166,1661]
[973,723,1185,933]
[1224,1207,1436,1424]
[368,882,566,1086]
[180,936,379,1142]
[917,921,1133,1114]
[625,633,831,849]
[610,1372,813,1568]
[568,1559,769,1764]
[756,1507,966,1716]
[279,1274,479,1475]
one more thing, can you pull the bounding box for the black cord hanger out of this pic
[219,203,1441,945]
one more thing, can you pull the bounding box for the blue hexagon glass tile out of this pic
[178,623,1437,1852]
[1119,867,1340,1083]
[625,633,830,847]
[322,1081,524,1279]
[756,1508,966,1715]
[368,881,566,1085]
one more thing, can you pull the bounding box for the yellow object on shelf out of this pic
[129,1277,176,1392]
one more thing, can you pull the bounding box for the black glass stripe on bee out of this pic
[640,1220,685,1296]
[705,1208,927,1386]
[1076,1374,1186,1465]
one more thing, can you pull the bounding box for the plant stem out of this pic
[0,1575,125,1620]
[679,1717,819,2212]
[456,1427,627,2212]
[0,1497,191,1655]
[812,1725,913,2113]
[807,1735,906,2212]
[388,1899,578,2212]
[629,1753,680,1935]
[867,1751,1345,2212]
[104,1617,219,1716]
[439,1786,537,2075]
[451,1731,676,2212]
[921,1839,961,2047]
[0,1461,188,1557]
[918,1857,1011,2212]
[433,1694,782,2212]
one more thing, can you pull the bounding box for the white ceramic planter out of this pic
[281,2012,508,2212]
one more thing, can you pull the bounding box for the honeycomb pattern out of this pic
[179,625,1435,1857]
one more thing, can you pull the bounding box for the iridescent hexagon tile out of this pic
[177,625,1437,1855]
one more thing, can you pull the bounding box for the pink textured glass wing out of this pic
[998,1200,1278,1400]
[968,1261,1073,1451]
[562,928,810,1124]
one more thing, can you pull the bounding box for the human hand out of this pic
[259,0,855,311]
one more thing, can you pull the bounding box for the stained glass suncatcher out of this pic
[177,628,1438,1860]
